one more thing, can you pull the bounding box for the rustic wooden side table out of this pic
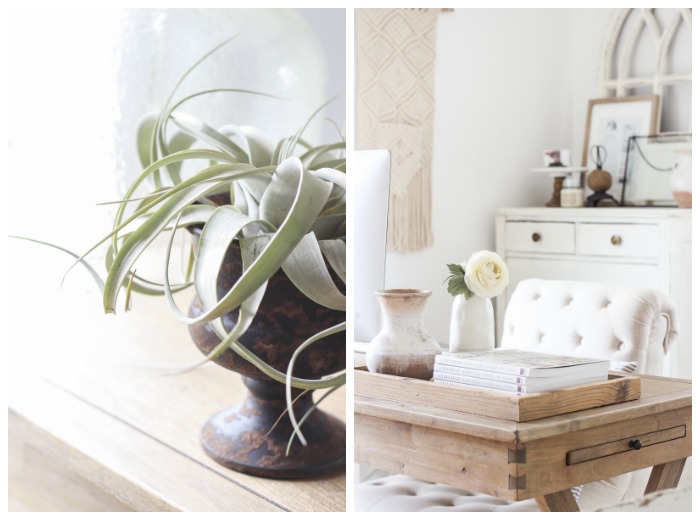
[355,373,691,512]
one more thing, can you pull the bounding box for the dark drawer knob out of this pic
[611,235,622,246]
[629,439,643,450]
[532,232,541,242]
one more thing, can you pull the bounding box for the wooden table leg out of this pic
[645,458,687,494]
[535,489,580,512]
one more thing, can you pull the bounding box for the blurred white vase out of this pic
[113,8,328,194]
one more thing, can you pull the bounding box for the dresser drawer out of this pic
[577,223,659,258]
[504,222,574,254]
[566,425,686,465]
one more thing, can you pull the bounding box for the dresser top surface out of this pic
[497,207,691,219]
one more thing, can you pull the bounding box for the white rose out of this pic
[464,250,509,299]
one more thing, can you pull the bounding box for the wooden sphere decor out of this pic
[585,168,620,207]
[587,169,612,192]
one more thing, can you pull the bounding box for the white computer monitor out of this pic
[353,149,391,343]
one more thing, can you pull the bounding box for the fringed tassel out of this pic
[388,155,434,253]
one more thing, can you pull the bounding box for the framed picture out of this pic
[582,95,660,201]
[621,133,692,206]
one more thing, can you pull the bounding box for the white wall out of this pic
[5,8,343,252]
[570,9,619,164]
[383,9,615,345]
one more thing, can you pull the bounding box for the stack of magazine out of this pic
[433,349,610,395]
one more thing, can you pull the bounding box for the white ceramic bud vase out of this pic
[448,296,495,353]
[366,289,441,380]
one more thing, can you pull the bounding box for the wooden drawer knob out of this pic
[611,235,622,246]
[629,439,643,450]
[532,232,541,243]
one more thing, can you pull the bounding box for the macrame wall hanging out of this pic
[356,8,439,253]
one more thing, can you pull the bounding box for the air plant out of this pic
[34,35,346,449]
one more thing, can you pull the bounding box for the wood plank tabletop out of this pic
[355,372,690,443]
[7,241,346,512]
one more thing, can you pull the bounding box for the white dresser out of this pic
[495,207,692,379]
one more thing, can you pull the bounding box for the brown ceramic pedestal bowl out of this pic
[188,239,346,479]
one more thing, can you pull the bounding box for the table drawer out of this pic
[577,223,659,258]
[566,425,686,465]
[504,222,574,254]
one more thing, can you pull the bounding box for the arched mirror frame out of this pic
[599,8,692,133]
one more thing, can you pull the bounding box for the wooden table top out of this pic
[355,374,691,443]
[7,241,346,512]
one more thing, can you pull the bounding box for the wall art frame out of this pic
[582,95,660,201]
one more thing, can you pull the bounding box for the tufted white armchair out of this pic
[500,279,675,376]
[355,279,679,512]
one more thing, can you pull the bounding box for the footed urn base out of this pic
[199,376,346,479]
[187,236,346,479]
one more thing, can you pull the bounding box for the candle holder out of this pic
[532,167,588,208]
